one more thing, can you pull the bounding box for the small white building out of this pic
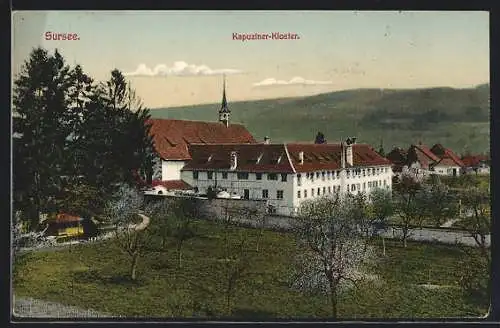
[181,139,393,216]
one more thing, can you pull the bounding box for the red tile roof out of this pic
[287,143,391,172]
[53,213,83,223]
[151,179,192,190]
[431,144,464,167]
[183,144,295,173]
[183,142,392,173]
[147,119,256,160]
[461,155,489,167]
[407,144,440,168]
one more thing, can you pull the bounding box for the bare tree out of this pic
[424,181,459,227]
[391,176,429,247]
[206,202,257,316]
[367,188,394,256]
[105,184,153,281]
[292,194,376,318]
[170,197,198,268]
[459,187,491,265]
[145,198,176,250]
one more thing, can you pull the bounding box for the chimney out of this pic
[230,151,238,170]
[345,137,356,166]
[299,151,304,165]
[264,136,270,144]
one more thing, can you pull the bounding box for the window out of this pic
[363,169,366,177]
[351,184,356,191]
[297,174,302,186]
[322,172,326,181]
[193,171,199,180]
[383,180,387,186]
[336,171,340,178]
[368,181,372,188]
[323,187,326,194]
[347,170,350,178]
[237,172,249,180]
[357,183,360,191]
[316,172,320,178]
[244,189,250,200]
[268,173,278,181]
[311,188,315,197]
[281,174,287,182]
[222,172,228,179]
[297,190,301,198]
[304,189,308,198]
[256,173,262,180]
[363,182,366,190]
[317,187,321,196]
[368,168,371,176]
[207,171,213,180]
[337,185,341,192]
[327,171,331,180]
[262,189,269,198]
[277,190,284,199]
[328,186,331,193]
[347,184,350,192]
[385,167,388,173]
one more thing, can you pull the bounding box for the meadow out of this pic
[13,220,489,319]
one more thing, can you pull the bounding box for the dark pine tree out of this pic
[79,69,154,194]
[314,131,326,144]
[13,47,73,229]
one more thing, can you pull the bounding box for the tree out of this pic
[423,182,459,227]
[367,188,394,256]
[78,69,154,193]
[216,205,255,316]
[13,47,73,229]
[292,194,376,318]
[146,198,177,250]
[170,198,199,268]
[391,176,430,247]
[105,184,153,281]
[459,187,491,265]
[314,131,326,144]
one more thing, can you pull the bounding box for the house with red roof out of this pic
[429,144,464,176]
[461,154,490,175]
[145,77,257,193]
[180,138,393,216]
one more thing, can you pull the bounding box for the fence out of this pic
[12,295,119,319]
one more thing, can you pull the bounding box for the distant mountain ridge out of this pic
[149,84,490,155]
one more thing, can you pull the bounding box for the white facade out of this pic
[161,160,187,181]
[432,164,461,176]
[181,165,393,216]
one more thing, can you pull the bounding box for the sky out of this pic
[12,11,489,109]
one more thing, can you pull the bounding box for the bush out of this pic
[458,252,489,299]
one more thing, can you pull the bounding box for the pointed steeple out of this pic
[219,74,230,127]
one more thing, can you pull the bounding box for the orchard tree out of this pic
[292,194,376,318]
[105,184,153,281]
[391,176,430,247]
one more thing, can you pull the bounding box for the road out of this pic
[211,215,490,248]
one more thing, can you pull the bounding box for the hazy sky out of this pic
[12,11,489,108]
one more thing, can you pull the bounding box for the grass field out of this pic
[13,220,489,319]
[149,85,490,154]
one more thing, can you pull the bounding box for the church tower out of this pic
[219,74,230,127]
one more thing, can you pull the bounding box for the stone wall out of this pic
[144,194,295,231]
